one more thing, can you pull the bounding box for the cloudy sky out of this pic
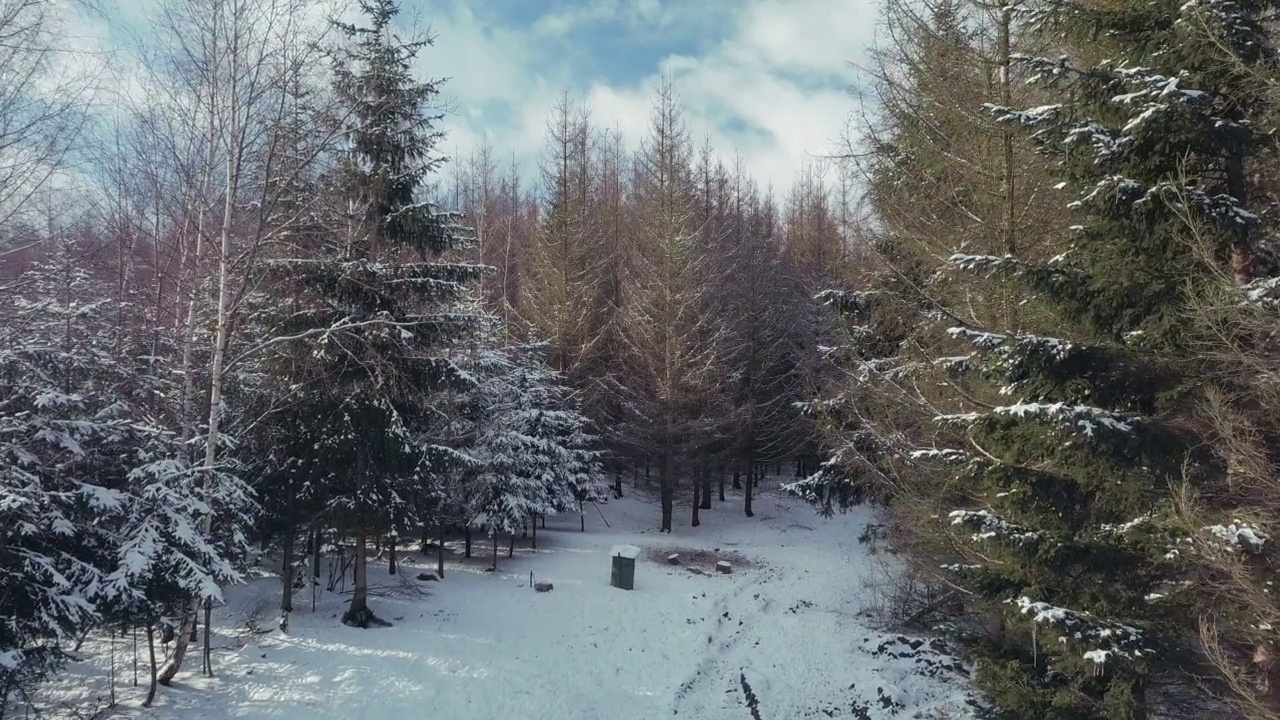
[403,0,874,193]
[68,0,873,195]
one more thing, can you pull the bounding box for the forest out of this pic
[3,0,1280,718]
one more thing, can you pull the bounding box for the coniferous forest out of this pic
[5,0,1280,718]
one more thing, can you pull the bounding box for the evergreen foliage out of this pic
[255,0,483,628]
[463,343,606,549]
[0,243,251,708]
[792,0,1280,716]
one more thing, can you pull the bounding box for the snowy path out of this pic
[40,486,975,719]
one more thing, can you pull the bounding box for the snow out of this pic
[610,544,641,559]
[35,487,976,720]
[1205,522,1269,552]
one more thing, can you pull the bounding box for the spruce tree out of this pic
[785,0,1276,713]
[0,241,249,706]
[870,0,1279,714]
[463,343,605,566]
[259,0,482,628]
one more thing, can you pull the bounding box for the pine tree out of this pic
[720,167,809,517]
[525,92,594,374]
[934,0,1280,711]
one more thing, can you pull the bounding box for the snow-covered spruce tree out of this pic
[786,0,1278,714]
[257,0,482,629]
[0,250,127,709]
[907,0,1277,715]
[462,343,605,568]
[0,242,249,709]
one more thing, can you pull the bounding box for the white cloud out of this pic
[583,0,875,192]
[414,0,874,194]
[408,0,569,176]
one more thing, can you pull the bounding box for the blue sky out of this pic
[406,0,877,192]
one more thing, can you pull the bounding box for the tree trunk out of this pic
[157,609,194,685]
[508,533,514,558]
[280,529,294,633]
[733,467,742,490]
[465,525,472,558]
[719,469,726,502]
[745,459,755,518]
[436,519,445,579]
[492,533,498,571]
[660,451,674,532]
[692,476,701,527]
[531,514,537,550]
[540,514,545,529]
[579,498,585,532]
[311,526,320,612]
[388,534,397,576]
[142,620,158,708]
[700,468,712,509]
[342,532,372,627]
[202,599,212,676]
[1226,153,1256,285]
[998,0,1015,259]
[614,472,623,498]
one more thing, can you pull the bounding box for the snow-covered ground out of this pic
[34,483,976,719]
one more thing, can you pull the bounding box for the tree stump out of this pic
[667,553,680,565]
[534,581,554,593]
[716,561,732,574]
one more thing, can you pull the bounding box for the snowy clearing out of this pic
[36,486,976,720]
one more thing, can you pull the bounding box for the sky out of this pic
[60,0,876,197]
[404,0,876,194]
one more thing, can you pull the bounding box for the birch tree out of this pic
[147,0,338,683]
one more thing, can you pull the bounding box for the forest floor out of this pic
[34,480,978,720]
